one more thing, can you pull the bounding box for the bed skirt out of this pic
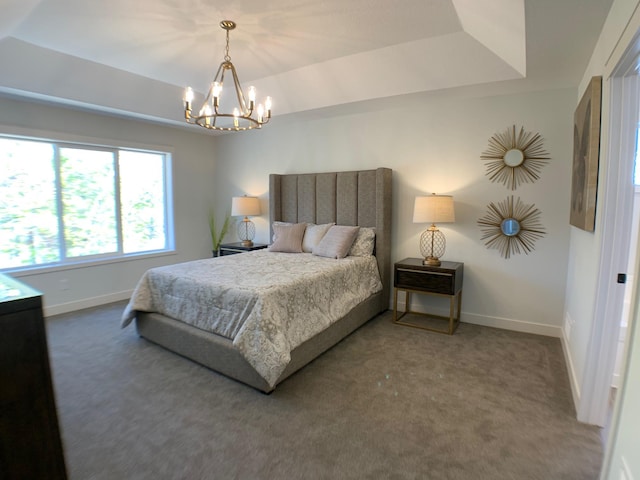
[136,291,385,393]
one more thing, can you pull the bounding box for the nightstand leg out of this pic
[393,288,398,322]
[447,291,463,334]
[393,288,410,323]
[449,295,455,334]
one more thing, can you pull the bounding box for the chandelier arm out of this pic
[226,63,251,115]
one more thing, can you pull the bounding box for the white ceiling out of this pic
[0,0,613,130]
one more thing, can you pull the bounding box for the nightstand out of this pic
[393,258,463,335]
[219,242,268,256]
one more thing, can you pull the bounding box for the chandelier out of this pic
[183,20,272,132]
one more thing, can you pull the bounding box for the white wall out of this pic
[0,96,217,315]
[213,87,576,336]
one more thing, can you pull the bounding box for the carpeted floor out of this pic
[46,301,603,479]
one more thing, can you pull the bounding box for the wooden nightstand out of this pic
[219,242,268,256]
[393,258,463,335]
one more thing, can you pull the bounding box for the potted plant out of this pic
[209,209,231,257]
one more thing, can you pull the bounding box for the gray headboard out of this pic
[269,168,392,308]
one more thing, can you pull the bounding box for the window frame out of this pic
[0,129,176,274]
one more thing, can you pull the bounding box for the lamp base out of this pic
[237,219,256,247]
[423,256,441,267]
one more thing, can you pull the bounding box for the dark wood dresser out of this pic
[0,273,67,479]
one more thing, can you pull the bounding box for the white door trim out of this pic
[578,61,639,425]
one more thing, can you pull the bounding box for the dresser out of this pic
[0,274,67,479]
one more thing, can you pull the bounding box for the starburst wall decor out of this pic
[481,125,550,190]
[477,196,546,259]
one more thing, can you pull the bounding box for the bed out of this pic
[122,168,392,392]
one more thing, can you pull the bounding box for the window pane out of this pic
[119,151,167,253]
[0,139,59,268]
[60,148,117,257]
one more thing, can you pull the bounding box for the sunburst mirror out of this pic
[477,196,546,259]
[481,125,550,190]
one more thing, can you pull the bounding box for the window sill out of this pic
[3,250,178,278]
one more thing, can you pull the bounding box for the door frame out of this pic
[578,33,640,426]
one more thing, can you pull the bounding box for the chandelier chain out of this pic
[224,29,231,62]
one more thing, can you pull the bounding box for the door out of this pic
[577,43,640,427]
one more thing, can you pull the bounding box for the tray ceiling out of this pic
[0,0,613,130]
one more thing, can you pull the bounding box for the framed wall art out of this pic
[570,76,602,232]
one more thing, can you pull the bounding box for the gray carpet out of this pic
[46,301,602,479]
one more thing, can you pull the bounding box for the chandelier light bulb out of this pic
[203,104,212,126]
[233,107,239,127]
[265,96,272,112]
[183,86,194,119]
[257,103,264,122]
[183,87,194,104]
[213,82,222,98]
[248,86,256,102]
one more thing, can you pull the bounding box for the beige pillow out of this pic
[348,227,376,256]
[271,221,293,242]
[302,223,335,253]
[312,225,360,259]
[268,223,307,253]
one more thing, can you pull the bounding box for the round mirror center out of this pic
[501,218,521,237]
[504,148,525,167]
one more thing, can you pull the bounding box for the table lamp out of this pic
[413,194,455,266]
[231,195,261,246]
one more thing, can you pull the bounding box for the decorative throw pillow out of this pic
[312,225,360,259]
[302,223,335,253]
[348,227,376,256]
[268,223,307,253]
[271,221,293,242]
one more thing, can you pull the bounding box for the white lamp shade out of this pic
[413,194,455,224]
[231,196,261,217]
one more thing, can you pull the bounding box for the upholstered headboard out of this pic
[269,168,392,308]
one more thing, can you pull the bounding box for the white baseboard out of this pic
[561,327,581,412]
[44,290,133,317]
[461,311,562,337]
[393,300,563,338]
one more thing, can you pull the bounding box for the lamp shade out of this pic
[231,196,261,217]
[413,194,455,224]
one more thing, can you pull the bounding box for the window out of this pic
[0,135,173,271]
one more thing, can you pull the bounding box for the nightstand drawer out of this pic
[395,268,454,295]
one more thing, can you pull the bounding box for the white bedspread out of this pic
[121,251,382,387]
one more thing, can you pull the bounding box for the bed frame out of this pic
[135,168,392,392]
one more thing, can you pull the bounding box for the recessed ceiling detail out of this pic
[0,0,613,129]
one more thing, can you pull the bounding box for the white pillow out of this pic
[302,223,335,253]
[268,223,307,253]
[312,225,360,259]
[348,227,376,256]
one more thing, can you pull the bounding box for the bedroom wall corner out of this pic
[212,86,576,333]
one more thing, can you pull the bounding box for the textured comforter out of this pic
[121,250,382,387]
